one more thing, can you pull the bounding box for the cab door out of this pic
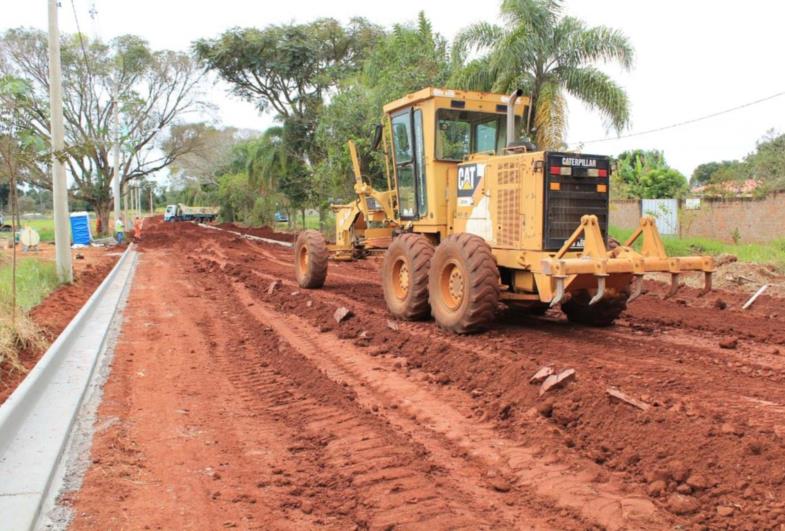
[391,108,427,220]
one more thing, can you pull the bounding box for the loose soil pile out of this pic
[217,222,296,242]
[67,220,785,530]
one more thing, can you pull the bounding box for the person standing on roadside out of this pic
[115,217,125,244]
[133,216,143,241]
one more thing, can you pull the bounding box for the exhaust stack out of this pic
[506,89,524,148]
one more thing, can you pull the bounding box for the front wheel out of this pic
[294,230,328,289]
[429,234,500,334]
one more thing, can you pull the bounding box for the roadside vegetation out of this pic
[609,226,785,270]
[691,129,785,196]
[0,255,57,379]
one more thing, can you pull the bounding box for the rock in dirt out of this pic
[435,373,451,385]
[606,387,651,411]
[667,460,691,483]
[266,280,281,295]
[647,480,666,497]
[386,319,399,331]
[719,337,738,349]
[536,401,553,417]
[488,471,512,492]
[686,473,711,490]
[539,368,575,396]
[666,493,699,515]
[530,366,554,384]
[333,307,353,323]
[716,505,735,517]
[720,422,745,436]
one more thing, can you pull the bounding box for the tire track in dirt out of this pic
[228,278,668,530]
[204,273,544,529]
[133,220,785,528]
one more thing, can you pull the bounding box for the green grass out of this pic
[273,213,327,231]
[23,218,55,242]
[609,226,785,270]
[0,257,60,310]
[0,218,56,243]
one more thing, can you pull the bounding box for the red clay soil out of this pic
[67,218,785,530]
[217,222,296,242]
[0,248,120,404]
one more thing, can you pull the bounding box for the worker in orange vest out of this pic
[133,216,143,241]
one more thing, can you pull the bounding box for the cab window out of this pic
[435,109,521,161]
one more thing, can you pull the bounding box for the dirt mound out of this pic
[217,223,295,242]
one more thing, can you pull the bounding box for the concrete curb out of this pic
[198,222,294,248]
[0,245,138,531]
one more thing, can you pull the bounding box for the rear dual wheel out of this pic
[295,230,328,289]
[428,234,500,334]
[382,233,434,320]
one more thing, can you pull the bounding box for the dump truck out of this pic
[164,204,219,223]
[294,87,714,333]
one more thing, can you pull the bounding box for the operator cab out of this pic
[383,88,528,230]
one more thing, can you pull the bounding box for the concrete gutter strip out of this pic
[198,222,293,248]
[0,246,138,531]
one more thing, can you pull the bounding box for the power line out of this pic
[569,89,785,147]
[69,0,93,79]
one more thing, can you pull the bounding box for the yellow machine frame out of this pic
[327,87,713,309]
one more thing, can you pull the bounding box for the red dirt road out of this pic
[68,218,785,530]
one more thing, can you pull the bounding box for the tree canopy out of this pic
[691,129,785,194]
[449,0,633,149]
[613,149,688,199]
[0,28,207,228]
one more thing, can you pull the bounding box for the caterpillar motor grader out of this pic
[294,87,714,333]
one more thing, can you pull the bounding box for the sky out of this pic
[4,0,785,178]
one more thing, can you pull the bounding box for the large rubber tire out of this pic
[382,233,434,320]
[561,290,627,327]
[294,230,328,289]
[429,234,500,334]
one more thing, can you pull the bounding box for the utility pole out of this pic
[112,92,121,235]
[47,0,73,283]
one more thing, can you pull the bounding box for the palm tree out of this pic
[450,0,634,149]
[245,126,285,193]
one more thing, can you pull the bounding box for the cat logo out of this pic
[458,165,476,191]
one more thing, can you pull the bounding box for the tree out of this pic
[194,18,384,221]
[749,129,785,192]
[0,76,48,322]
[0,29,207,229]
[636,168,688,199]
[315,13,451,202]
[164,124,251,186]
[450,0,633,149]
[613,149,686,199]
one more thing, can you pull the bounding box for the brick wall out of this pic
[682,194,785,243]
[608,200,641,230]
[610,194,785,243]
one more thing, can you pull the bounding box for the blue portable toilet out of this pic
[69,211,92,246]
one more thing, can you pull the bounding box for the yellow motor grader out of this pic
[294,87,714,333]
